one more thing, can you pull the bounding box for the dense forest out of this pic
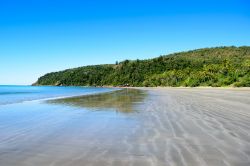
[34,46,250,87]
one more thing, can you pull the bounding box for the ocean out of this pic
[0,85,115,105]
[0,85,148,166]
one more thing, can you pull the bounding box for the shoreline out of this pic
[130,86,250,90]
[33,84,250,89]
[0,87,250,165]
[0,87,122,107]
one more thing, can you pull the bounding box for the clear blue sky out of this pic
[0,0,249,85]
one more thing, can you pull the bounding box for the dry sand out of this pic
[0,88,250,166]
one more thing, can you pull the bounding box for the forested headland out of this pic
[34,46,250,87]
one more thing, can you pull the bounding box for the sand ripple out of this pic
[0,88,250,166]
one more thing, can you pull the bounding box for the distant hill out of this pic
[34,46,250,87]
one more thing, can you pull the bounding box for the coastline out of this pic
[129,86,250,90]
[33,84,250,89]
[0,86,121,106]
[0,87,250,165]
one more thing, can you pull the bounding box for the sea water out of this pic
[0,85,115,105]
[0,86,147,166]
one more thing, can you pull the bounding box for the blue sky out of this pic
[0,0,249,85]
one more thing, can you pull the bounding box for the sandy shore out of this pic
[0,88,250,166]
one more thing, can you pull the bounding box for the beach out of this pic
[0,88,250,166]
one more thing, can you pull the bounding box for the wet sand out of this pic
[0,88,250,166]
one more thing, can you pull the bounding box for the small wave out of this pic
[0,87,119,106]
[0,92,36,95]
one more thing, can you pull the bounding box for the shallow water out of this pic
[0,85,115,105]
[47,89,146,113]
[0,88,148,166]
[0,88,250,166]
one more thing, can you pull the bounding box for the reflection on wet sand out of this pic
[1,88,250,166]
[47,89,146,113]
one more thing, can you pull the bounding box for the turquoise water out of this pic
[0,86,148,166]
[0,85,115,105]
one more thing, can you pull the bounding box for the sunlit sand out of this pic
[0,88,250,166]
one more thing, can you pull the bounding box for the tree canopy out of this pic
[34,46,250,87]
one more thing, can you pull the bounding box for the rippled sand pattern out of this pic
[0,88,250,166]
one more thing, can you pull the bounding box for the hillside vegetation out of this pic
[35,46,250,87]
